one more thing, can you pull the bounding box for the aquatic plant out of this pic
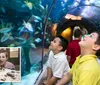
[0,0,54,77]
[23,0,42,10]
[0,21,14,43]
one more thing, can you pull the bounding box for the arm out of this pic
[46,60,70,85]
[67,55,71,63]
[46,76,58,85]
[46,67,52,82]
[56,72,72,85]
[46,51,53,81]
[66,44,72,63]
[45,67,58,85]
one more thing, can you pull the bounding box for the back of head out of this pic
[73,27,82,38]
[95,30,100,57]
[57,36,68,51]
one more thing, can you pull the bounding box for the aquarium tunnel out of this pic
[0,0,100,85]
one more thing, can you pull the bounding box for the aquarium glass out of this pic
[0,0,100,85]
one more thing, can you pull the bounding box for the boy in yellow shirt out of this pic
[56,30,100,85]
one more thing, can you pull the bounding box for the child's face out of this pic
[49,37,62,52]
[0,53,8,65]
[79,32,98,50]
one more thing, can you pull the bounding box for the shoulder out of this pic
[5,61,15,69]
[71,40,80,44]
[49,50,54,56]
[68,41,74,47]
[57,52,67,62]
[81,59,100,73]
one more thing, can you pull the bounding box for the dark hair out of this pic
[74,28,82,38]
[57,36,68,51]
[0,49,8,58]
[95,30,100,56]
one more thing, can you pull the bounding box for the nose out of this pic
[51,41,53,44]
[0,57,3,61]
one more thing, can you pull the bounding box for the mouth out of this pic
[0,60,3,63]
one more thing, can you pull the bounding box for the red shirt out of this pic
[66,40,80,65]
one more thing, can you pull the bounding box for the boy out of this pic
[56,30,100,85]
[44,36,70,85]
[66,27,82,67]
[0,49,15,70]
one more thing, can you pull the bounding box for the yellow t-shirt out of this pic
[70,55,100,85]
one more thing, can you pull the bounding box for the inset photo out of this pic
[0,47,21,82]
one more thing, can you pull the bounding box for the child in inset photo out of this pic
[0,48,21,82]
[0,49,15,70]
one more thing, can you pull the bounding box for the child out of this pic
[66,27,82,67]
[44,36,70,85]
[0,49,15,70]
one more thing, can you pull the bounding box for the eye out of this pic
[53,40,55,42]
[2,56,5,58]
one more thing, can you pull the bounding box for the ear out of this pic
[58,46,63,51]
[93,45,100,51]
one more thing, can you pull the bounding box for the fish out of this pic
[38,4,45,10]
[40,23,42,28]
[46,38,50,43]
[35,38,41,43]
[61,2,65,7]
[29,15,42,23]
[32,15,42,21]
[1,34,9,42]
[0,28,12,33]
[21,4,27,8]
[34,31,39,35]
[37,27,42,31]
[0,32,12,42]
[24,1,33,10]
[15,37,27,44]
[34,19,39,23]
[1,7,6,13]
[64,0,67,2]
[30,43,36,48]
[46,4,48,11]
[9,36,14,40]
[23,21,34,32]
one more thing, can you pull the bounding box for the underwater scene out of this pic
[0,0,100,85]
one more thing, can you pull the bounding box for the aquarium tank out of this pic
[0,0,100,85]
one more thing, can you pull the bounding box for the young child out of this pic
[0,49,15,70]
[44,36,70,85]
